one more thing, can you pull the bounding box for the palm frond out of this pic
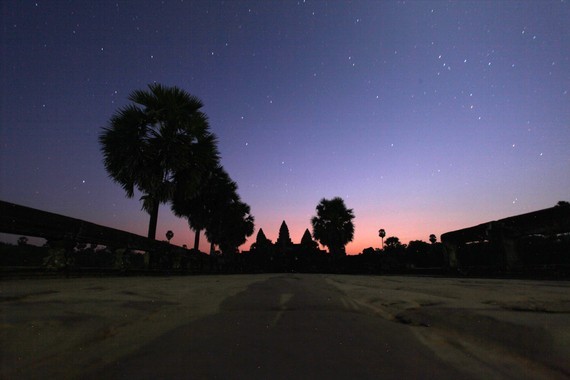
[100,83,222,238]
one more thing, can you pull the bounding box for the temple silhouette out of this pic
[244,221,327,272]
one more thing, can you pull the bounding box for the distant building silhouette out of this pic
[276,221,293,252]
[300,228,319,252]
[245,222,325,272]
[254,228,272,248]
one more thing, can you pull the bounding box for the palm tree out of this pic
[311,197,355,256]
[221,201,255,255]
[171,165,237,251]
[205,197,254,255]
[174,164,253,255]
[378,229,386,248]
[99,84,219,239]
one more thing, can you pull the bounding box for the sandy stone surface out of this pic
[327,275,570,379]
[0,275,274,378]
[1,274,569,379]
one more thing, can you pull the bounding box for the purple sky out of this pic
[1,1,569,254]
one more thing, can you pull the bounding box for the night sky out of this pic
[1,1,569,254]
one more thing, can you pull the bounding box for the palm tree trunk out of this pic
[194,228,201,251]
[147,200,160,240]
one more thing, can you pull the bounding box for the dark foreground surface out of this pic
[2,274,569,379]
[90,276,467,379]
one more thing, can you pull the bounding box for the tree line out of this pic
[4,84,568,276]
[99,84,254,255]
[98,84,359,258]
[0,84,442,274]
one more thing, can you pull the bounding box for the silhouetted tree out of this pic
[100,83,219,239]
[171,166,236,251]
[378,229,386,248]
[384,236,405,251]
[17,236,28,246]
[407,240,431,267]
[311,197,355,256]
[221,201,255,255]
[429,234,437,244]
[556,200,570,208]
[205,193,254,255]
[378,236,406,271]
[166,230,174,243]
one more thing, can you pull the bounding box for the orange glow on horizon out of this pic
[104,201,549,256]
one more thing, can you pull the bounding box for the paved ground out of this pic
[1,274,569,379]
[89,275,468,379]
